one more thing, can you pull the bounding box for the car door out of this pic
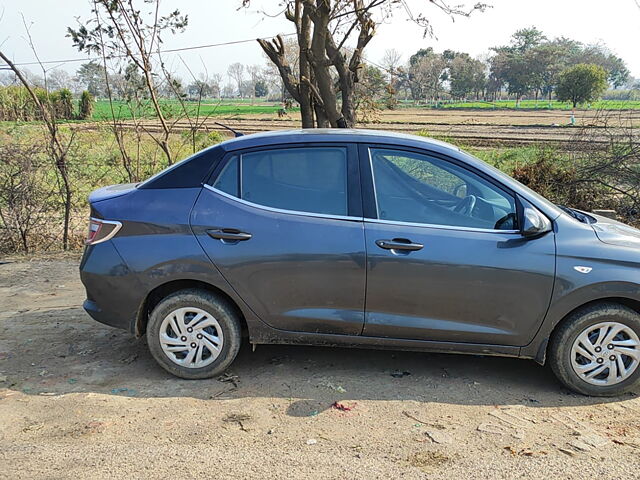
[191,143,366,335]
[360,145,556,346]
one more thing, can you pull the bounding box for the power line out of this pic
[0,33,297,68]
[0,30,397,84]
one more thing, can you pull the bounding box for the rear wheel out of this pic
[549,302,640,396]
[146,289,242,379]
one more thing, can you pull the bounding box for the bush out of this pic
[507,120,640,227]
[0,86,77,121]
[602,89,640,101]
[0,86,44,121]
[181,130,225,152]
[511,155,609,213]
[52,88,74,120]
[78,90,94,120]
[0,144,59,253]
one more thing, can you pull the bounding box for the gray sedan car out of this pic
[80,129,640,396]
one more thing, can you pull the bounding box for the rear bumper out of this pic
[79,240,143,333]
[82,298,135,331]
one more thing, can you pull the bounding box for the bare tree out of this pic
[246,0,486,128]
[68,0,188,165]
[261,36,300,102]
[0,71,17,86]
[211,73,223,98]
[381,48,402,108]
[381,48,402,84]
[227,63,245,97]
[0,51,75,249]
[163,58,222,155]
[47,69,73,90]
[246,64,262,102]
[222,83,235,98]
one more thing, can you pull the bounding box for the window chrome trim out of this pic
[365,217,520,234]
[87,217,123,245]
[368,147,381,219]
[202,183,363,222]
[366,147,520,235]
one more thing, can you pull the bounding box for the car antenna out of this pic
[214,122,244,137]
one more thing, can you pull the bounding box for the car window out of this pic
[370,148,518,230]
[212,155,238,197]
[213,147,348,216]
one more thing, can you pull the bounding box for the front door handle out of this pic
[375,238,424,252]
[207,228,252,242]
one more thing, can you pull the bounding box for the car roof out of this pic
[219,128,461,154]
[216,128,562,219]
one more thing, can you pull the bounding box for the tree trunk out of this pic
[306,3,342,128]
[258,35,306,122]
[258,0,374,129]
[325,35,354,127]
[314,103,330,128]
[297,4,315,128]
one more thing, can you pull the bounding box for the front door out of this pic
[191,144,366,335]
[361,146,556,346]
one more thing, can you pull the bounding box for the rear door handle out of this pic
[375,238,424,251]
[207,228,252,242]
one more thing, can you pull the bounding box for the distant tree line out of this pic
[0,25,637,119]
[384,27,633,107]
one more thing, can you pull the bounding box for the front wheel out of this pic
[548,303,640,396]
[146,289,242,379]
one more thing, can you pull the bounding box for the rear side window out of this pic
[213,147,348,216]
[213,155,238,197]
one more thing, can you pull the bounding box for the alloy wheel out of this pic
[570,321,640,386]
[159,307,224,368]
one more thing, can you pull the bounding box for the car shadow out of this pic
[2,308,638,413]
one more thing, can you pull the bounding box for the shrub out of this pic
[0,86,77,121]
[0,144,58,253]
[508,120,639,227]
[511,155,608,213]
[52,88,74,120]
[78,90,94,120]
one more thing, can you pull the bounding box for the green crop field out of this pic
[89,98,640,122]
[91,99,298,121]
[84,98,640,122]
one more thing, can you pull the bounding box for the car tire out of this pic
[548,302,640,396]
[146,288,242,379]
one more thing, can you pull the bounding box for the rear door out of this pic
[191,143,366,335]
[361,145,556,346]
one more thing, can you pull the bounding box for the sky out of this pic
[1,0,639,82]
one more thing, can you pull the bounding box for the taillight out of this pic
[85,217,122,245]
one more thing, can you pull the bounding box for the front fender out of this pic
[522,279,640,363]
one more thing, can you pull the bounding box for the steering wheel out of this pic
[452,195,477,215]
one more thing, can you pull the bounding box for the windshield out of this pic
[556,205,596,224]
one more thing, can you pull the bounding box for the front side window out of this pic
[213,147,348,216]
[370,148,517,230]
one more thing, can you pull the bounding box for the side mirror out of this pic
[521,204,552,237]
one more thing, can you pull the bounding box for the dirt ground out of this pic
[89,107,639,148]
[1,255,640,479]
